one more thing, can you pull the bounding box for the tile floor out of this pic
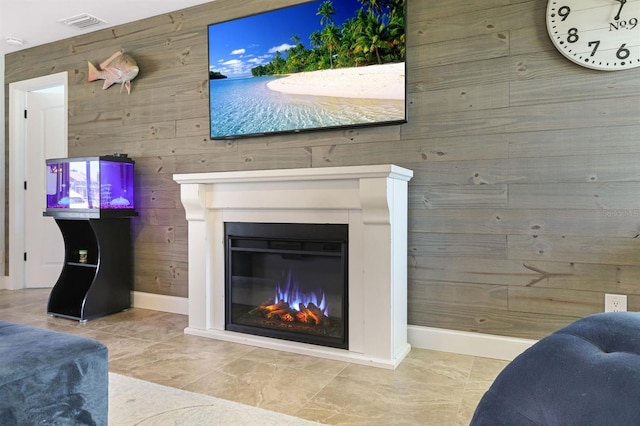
[0,288,508,425]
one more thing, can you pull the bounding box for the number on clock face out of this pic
[546,0,640,70]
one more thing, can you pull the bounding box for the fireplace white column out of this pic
[174,165,413,369]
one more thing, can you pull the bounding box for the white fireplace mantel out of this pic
[174,165,413,369]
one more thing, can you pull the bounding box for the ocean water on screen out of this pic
[209,76,403,138]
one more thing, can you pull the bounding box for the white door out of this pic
[24,89,66,288]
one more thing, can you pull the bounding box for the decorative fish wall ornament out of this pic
[87,51,140,94]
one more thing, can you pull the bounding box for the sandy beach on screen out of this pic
[266,62,405,100]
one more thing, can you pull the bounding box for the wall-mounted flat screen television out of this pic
[208,0,406,139]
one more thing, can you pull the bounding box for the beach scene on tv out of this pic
[208,0,406,139]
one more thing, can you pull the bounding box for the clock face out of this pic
[546,0,640,70]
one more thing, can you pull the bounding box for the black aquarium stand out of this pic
[46,217,134,322]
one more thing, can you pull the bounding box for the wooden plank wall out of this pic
[6,0,640,340]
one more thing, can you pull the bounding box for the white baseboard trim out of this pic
[131,291,188,315]
[408,325,537,361]
[129,293,535,361]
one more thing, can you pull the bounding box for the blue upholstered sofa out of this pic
[0,321,108,425]
[471,312,640,425]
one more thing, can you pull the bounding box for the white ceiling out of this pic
[0,0,215,56]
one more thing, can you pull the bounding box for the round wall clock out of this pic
[546,0,640,71]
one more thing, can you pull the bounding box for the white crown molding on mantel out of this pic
[132,291,535,362]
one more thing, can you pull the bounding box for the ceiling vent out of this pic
[58,13,107,29]
[5,36,24,46]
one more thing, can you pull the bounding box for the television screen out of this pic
[208,0,406,139]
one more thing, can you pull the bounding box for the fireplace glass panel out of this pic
[225,223,348,349]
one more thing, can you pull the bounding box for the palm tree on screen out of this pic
[354,8,389,64]
[321,24,341,68]
[317,1,338,68]
[317,1,335,26]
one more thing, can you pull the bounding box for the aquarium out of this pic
[45,155,136,218]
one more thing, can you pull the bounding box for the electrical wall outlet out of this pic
[605,294,627,312]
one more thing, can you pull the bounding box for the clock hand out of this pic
[615,0,627,21]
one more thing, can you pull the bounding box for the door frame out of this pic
[7,72,68,290]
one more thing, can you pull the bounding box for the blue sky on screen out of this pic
[209,0,363,78]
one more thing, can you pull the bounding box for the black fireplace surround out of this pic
[225,222,348,349]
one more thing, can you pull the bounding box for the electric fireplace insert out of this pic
[225,222,348,349]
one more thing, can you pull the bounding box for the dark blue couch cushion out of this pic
[471,312,640,426]
[0,321,108,425]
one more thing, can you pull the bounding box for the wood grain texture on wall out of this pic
[6,0,640,340]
